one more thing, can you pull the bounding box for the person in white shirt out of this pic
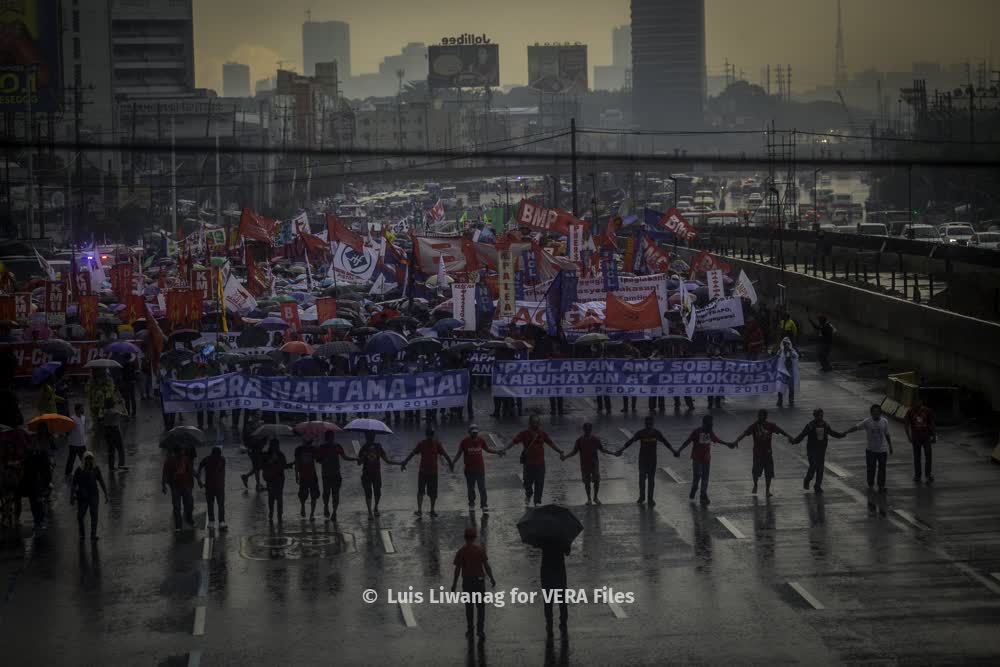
[64,403,88,477]
[847,404,893,492]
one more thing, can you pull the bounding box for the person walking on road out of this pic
[401,426,453,518]
[735,409,792,497]
[676,415,736,506]
[808,313,835,372]
[293,438,321,519]
[239,411,264,492]
[101,398,127,471]
[70,451,108,540]
[504,416,565,507]
[563,423,615,505]
[790,408,846,494]
[261,439,293,523]
[616,417,675,506]
[846,404,893,493]
[357,431,399,519]
[162,445,196,531]
[451,526,496,641]
[453,425,504,513]
[540,540,571,636]
[64,403,88,477]
[905,397,936,484]
[196,446,227,529]
[317,432,355,521]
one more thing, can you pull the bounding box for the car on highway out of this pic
[747,192,763,206]
[856,222,889,237]
[890,223,940,242]
[937,222,976,245]
[971,231,1000,250]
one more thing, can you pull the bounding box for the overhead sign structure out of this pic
[428,43,500,88]
[527,44,588,95]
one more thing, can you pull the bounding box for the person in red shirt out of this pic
[162,444,196,531]
[676,415,736,506]
[616,416,676,506]
[401,426,454,517]
[563,423,615,505]
[451,526,496,640]
[735,409,792,496]
[196,446,227,530]
[453,424,505,513]
[357,431,400,519]
[294,440,321,519]
[904,397,936,483]
[503,415,564,506]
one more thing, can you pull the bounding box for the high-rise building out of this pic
[303,20,350,78]
[631,0,706,130]
[62,0,115,133]
[223,62,251,98]
[612,25,631,68]
[110,0,196,98]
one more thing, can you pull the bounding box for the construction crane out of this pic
[836,90,856,130]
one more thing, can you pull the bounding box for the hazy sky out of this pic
[194,0,998,93]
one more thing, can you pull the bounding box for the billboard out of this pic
[428,44,500,88]
[0,0,63,112]
[527,44,588,95]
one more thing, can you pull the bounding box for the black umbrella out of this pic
[386,316,419,330]
[445,342,480,354]
[160,349,194,369]
[314,341,360,357]
[160,426,204,450]
[350,326,378,337]
[167,329,201,346]
[405,336,443,354]
[517,505,583,548]
[237,327,270,348]
[301,325,326,336]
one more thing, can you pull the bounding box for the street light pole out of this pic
[170,116,177,237]
[813,168,821,225]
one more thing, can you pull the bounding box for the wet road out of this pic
[3,357,1000,666]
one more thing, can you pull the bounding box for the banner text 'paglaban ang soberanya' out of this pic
[162,370,470,414]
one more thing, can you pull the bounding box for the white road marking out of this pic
[399,601,417,627]
[352,439,360,456]
[893,509,931,531]
[196,567,208,597]
[187,650,202,667]
[991,573,1000,584]
[788,582,825,610]
[608,602,628,619]
[380,529,396,554]
[717,516,746,539]
[201,537,212,560]
[192,606,206,636]
[618,428,633,439]
[488,434,503,450]
[659,466,683,483]
[824,462,850,478]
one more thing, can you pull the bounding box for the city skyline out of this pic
[193,0,998,95]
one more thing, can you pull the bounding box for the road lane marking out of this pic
[201,537,212,560]
[196,566,208,597]
[488,434,504,450]
[893,509,932,531]
[618,428,633,439]
[659,466,683,483]
[717,516,746,539]
[352,439,360,456]
[187,651,201,667]
[399,601,417,627]
[608,602,628,619]
[992,573,1000,583]
[193,606,206,636]
[380,529,396,554]
[788,582,825,610]
[824,462,850,478]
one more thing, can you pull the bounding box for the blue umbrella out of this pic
[257,316,290,331]
[432,318,464,333]
[31,361,62,385]
[106,341,141,356]
[364,330,408,355]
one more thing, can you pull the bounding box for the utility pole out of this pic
[171,116,177,236]
[570,117,578,216]
[215,135,222,227]
[25,76,34,239]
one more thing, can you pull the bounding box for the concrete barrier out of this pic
[880,371,918,420]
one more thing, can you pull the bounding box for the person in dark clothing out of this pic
[120,357,137,417]
[22,435,53,531]
[197,446,227,529]
[162,445,196,531]
[790,408,847,493]
[563,422,615,505]
[317,432,355,521]
[239,412,264,492]
[294,439,321,519]
[70,451,109,539]
[616,416,675,506]
[357,432,400,519]
[808,314,835,372]
[904,398,936,483]
[540,541,571,636]
[261,439,293,523]
[102,398,126,471]
[735,409,792,497]
[451,526,496,641]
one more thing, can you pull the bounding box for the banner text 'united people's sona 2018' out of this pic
[162,370,469,414]
[492,357,780,398]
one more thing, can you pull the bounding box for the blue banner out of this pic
[515,272,525,300]
[163,370,469,414]
[521,250,539,283]
[492,357,780,398]
[601,250,619,291]
[545,272,562,336]
[475,279,494,321]
[561,270,578,307]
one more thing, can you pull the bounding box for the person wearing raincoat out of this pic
[85,369,121,448]
[776,337,800,408]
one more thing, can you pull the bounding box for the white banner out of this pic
[451,283,477,331]
[223,276,257,315]
[734,270,758,305]
[567,223,585,262]
[695,297,745,332]
[706,270,725,300]
[330,243,379,285]
[497,247,516,319]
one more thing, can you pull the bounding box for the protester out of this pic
[293,438,321,519]
[22,435,53,532]
[776,337,800,408]
[162,445,196,531]
[120,355,138,417]
[357,431,399,519]
[904,397,936,484]
[563,423,615,505]
[451,526,496,641]
[504,415,565,507]
[676,415,736,506]
[778,311,799,344]
[70,451,108,540]
[102,398,127,471]
[37,376,64,415]
[735,409,792,496]
[197,446,227,529]
[401,426,453,518]
[846,404,893,493]
[239,411,264,492]
[453,425,504,513]
[808,313,835,372]
[540,540,571,636]
[64,403,87,477]
[316,432,354,521]
[261,439,292,523]
[616,416,675,506]
[790,408,846,493]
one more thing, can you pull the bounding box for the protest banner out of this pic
[601,250,619,291]
[695,296,745,332]
[193,268,212,301]
[734,270,758,305]
[223,276,257,314]
[14,293,32,324]
[496,245,516,319]
[514,200,574,236]
[567,222,585,262]
[315,297,337,324]
[706,269,725,300]
[691,250,732,276]
[161,370,470,414]
[280,302,301,331]
[78,294,98,337]
[492,357,779,398]
[44,280,66,325]
[0,296,13,322]
[656,208,698,243]
[330,243,379,284]
[239,208,277,244]
[451,283,477,331]
[0,341,108,378]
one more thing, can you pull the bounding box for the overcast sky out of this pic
[193,0,998,92]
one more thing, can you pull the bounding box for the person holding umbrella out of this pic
[675,415,737,506]
[356,431,400,520]
[400,426,453,518]
[734,409,793,497]
[562,423,616,505]
[453,425,504,513]
[616,416,676,506]
[261,439,294,523]
[196,446,227,529]
[451,526,496,640]
[317,431,356,521]
[517,506,582,638]
[162,444,196,531]
[70,451,109,540]
[503,415,565,507]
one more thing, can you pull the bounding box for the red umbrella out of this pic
[294,421,343,436]
[280,341,313,355]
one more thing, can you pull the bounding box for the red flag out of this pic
[279,301,301,331]
[326,214,364,253]
[595,216,621,250]
[656,208,698,243]
[165,290,186,330]
[298,230,329,256]
[315,297,337,324]
[605,290,662,331]
[239,208,277,244]
[0,296,14,322]
[690,250,732,275]
[14,292,31,323]
[126,295,144,324]
[514,200,578,236]
[78,294,99,337]
[44,280,66,317]
[430,199,445,223]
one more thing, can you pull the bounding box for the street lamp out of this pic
[813,168,821,226]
